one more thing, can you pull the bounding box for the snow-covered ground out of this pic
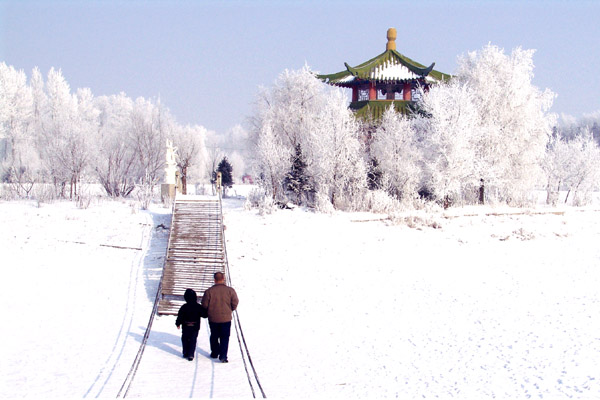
[1,188,599,398]
[0,198,171,398]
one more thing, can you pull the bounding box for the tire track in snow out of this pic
[83,212,153,398]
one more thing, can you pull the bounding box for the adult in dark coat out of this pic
[201,272,239,363]
[176,288,206,361]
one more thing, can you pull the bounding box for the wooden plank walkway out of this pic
[157,196,226,316]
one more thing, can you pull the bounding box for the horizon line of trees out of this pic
[0,63,212,201]
[249,44,600,211]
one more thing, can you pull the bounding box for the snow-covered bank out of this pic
[0,195,599,398]
[0,199,171,398]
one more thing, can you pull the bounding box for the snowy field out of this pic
[1,188,599,398]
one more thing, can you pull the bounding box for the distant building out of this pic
[318,28,451,121]
[242,174,254,184]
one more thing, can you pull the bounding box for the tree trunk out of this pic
[564,189,571,204]
[181,165,188,195]
[443,195,451,209]
[478,179,485,205]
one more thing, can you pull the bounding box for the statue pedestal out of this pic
[161,183,176,202]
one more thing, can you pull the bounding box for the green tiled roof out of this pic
[318,49,451,86]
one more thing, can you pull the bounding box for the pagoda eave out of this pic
[325,78,428,88]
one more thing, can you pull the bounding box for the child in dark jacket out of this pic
[176,288,207,361]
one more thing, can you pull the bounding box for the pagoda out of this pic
[318,28,451,120]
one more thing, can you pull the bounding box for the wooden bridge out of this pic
[117,193,266,398]
[157,195,226,316]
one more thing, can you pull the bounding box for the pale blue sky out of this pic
[1,0,599,134]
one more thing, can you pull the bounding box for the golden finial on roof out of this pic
[386,27,397,51]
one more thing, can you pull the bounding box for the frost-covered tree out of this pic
[251,66,367,210]
[250,68,318,204]
[251,66,324,205]
[30,68,46,124]
[129,97,171,186]
[415,44,555,206]
[454,44,556,204]
[251,120,290,202]
[283,143,313,205]
[0,63,35,194]
[75,86,100,179]
[371,106,423,204]
[415,79,482,206]
[171,124,207,194]
[308,88,367,210]
[36,68,70,194]
[0,63,32,164]
[97,94,178,197]
[95,93,137,196]
[36,68,98,198]
[544,127,600,205]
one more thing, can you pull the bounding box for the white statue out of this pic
[164,139,178,185]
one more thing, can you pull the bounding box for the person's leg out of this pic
[208,321,220,358]
[189,327,200,358]
[181,332,187,357]
[181,326,192,358]
[218,321,231,362]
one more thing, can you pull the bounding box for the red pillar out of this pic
[369,82,377,100]
[403,82,412,101]
[352,86,358,102]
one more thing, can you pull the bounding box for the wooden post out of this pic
[216,172,222,195]
[352,86,358,102]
